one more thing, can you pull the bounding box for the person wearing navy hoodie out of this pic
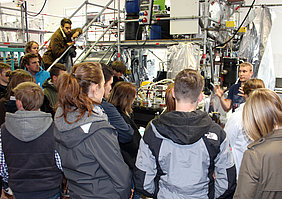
[22,53,50,88]
[0,82,63,199]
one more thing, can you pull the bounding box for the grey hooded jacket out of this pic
[5,110,53,142]
[134,110,236,199]
[54,106,132,199]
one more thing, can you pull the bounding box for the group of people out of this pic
[0,60,141,199]
[0,17,281,199]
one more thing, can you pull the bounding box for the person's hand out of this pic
[214,84,226,98]
[67,41,75,46]
[72,31,80,39]
[238,86,244,97]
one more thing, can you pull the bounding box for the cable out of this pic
[23,0,47,17]
[136,25,148,46]
[215,0,256,48]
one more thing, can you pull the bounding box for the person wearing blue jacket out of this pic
[22,53,50,88]
[134,69,236,199]
[101,63,134,143]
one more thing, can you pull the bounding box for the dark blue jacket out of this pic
[101,99,134,143]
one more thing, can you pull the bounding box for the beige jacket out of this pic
[233,129,282,199]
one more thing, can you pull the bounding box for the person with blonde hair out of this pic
[234,88,282,199]
[224,78,265,178]
[20,41,45,69]
[215,62,253,112]
[54,62,131,198]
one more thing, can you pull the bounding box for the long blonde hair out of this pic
[243,88,282,141]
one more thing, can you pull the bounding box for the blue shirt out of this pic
[227,82,245,112]
[28,67,50,88]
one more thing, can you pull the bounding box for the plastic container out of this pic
[150,25,162,40]
[125,0,140,14]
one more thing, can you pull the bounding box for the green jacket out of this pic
[42,78,58,109]
[42,27,82,67]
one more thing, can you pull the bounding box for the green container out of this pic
[154,0,165,11]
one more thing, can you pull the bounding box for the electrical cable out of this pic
[136,25,148,46]
[22,0,47,17]
[215,0,256,48]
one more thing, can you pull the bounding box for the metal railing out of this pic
[46,0,118,70]
[0,47,25,70]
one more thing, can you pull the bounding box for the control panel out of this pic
[139,0,154,25]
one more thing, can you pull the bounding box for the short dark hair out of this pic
[22,53,38,67]
[24,41,38,53]
[174,69,204,103]
[0,63,11,73]
[61,18,72,27]
[101,63,114,83]
[111,61,126,75]
[50,63,67,79]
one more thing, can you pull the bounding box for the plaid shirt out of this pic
[0,129,62,183]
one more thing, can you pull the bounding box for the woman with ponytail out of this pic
[54,62,131,199]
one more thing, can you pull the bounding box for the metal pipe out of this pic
[99,42,116,62]
[69,1,87,19]
[203,0,208,75]
[20,4,25,44]
[241,4,282,7]
[24,1,28,42]
[87,2,124,12]
[117,0,121,60]
[0,6,21,12]
[82,0,114,32]
[80,20,116,63]
[74,48,87,64]
[46,45,73,72]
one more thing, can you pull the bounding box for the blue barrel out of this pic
[125,0,139,14]
[150,25,162,40]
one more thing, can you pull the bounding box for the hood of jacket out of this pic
[152,110,213,145]
[54,106,110,149]
[42,78,56,91]
[5,110,52,142]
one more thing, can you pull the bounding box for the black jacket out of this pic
[117,107,141,170]
[1,110,63,198]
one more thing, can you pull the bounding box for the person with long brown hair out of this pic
[165,83,175,112]
[0,69,33,126]
[108,81,141,199]
[108,82,141,170]
[54,62,131,199]
[234,88,282,199]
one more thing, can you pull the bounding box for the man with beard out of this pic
[43,18,82,69]
[22,53,50,88]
